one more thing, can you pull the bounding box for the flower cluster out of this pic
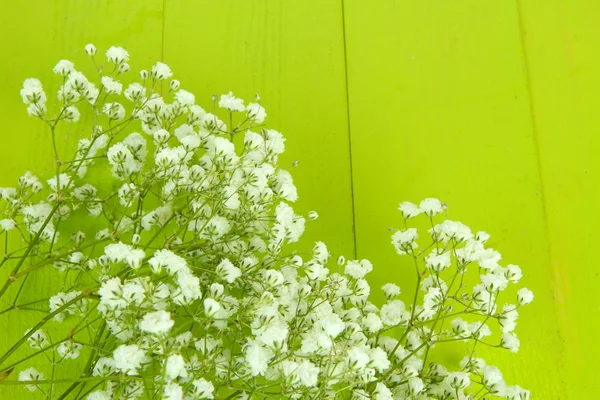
[0,46,533,400]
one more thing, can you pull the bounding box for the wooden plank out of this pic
[517,1,600,397]
[162,0,355,258]
[342,1,566,397]
[0,1,163,398]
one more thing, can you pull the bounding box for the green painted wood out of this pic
[0,1,163,398]
[342,1,566,398]
[0,1,596,398]
[517,1,600,397]
[162,0,356,258]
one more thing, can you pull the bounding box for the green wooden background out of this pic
[0,1,597,398]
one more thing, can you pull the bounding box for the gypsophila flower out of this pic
[101,76,123,95]
[18,368,43,392]
[139,310,174,335]
[518,288,534,305]
[113,344,147,375]
[151,61,173,80]
[106,46,129,64]
[398,201,421,219]
[246,102,266,123]
[219,91,245,112]
[53,60,74,76]
[4,46,534,400]
[85,43,96,56]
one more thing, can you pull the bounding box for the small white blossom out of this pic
[139,310,174,335]
[106,46,129,64]
[219,91,245,112]
[151,62,173,80]
[18,368,44,392]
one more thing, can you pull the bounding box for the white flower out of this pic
[101,76,122,95]
[296,360,319,387]
[26,329,48,349]
[218,91,245,112]
[113,344,147,375]
[381,283,400,299]
[506,264,523,282]
[124,82,146,102]
[192,378,215,398]
[106,46,129,64]
[483,365,504,387]
[139,310,174,335]
[148,249,188,275]
[517,288,534,305]
[21,78,46,104]
[246,102,266,123]
[57,340,82,359]
[419,198,444,216]
[215,258,242,283]
[380,300,408,326]
[18,367,44,392]
[374,383,393,400]
[163,382,183,400]
[93,357,116,377]
[85,43,96,56]
[87,391,110,400]
[481,273,509,292]
[369,347,390,371]
[364,313,383,333]
[0,219,16,231]
[425,250,451,271]
[345,259,373,279]
[204,298,221,317]
[499,304,519,333]
[391,228,418,255]
[175,89,195,106]
[408,377,425,396]
[103,102,125,121]
[346,346,370,371]
[501,333,520,353]
[398,201,421,219]
[244,339,273,376]
[53,60,74,76]
[64,105,80,122]
[151,62,173,80]
[165,354,188,380]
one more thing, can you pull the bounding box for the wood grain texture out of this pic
[342,1,566,397]
[517,0,600,397]
[0,1,163,398]
[162,0,356,258]
[0,0,596,398]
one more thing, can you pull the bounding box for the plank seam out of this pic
[340,0,358,260]
[161,0,166,62]
[514,0,568,395]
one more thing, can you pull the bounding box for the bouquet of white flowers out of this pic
[0,45,533,400]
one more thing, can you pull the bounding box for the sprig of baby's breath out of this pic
[0,45,532,400]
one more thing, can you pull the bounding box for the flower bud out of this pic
[85,43,96,56]
[308,211,318,220]
[170,80,180,90]
[131,233,141,245]
[139,70,148,80]
[337,256,345,265]
[153,129,170,146]
[517,288,534,305]
[209,283,224,299]
[119,63,130,74]
[203,298,221,318]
